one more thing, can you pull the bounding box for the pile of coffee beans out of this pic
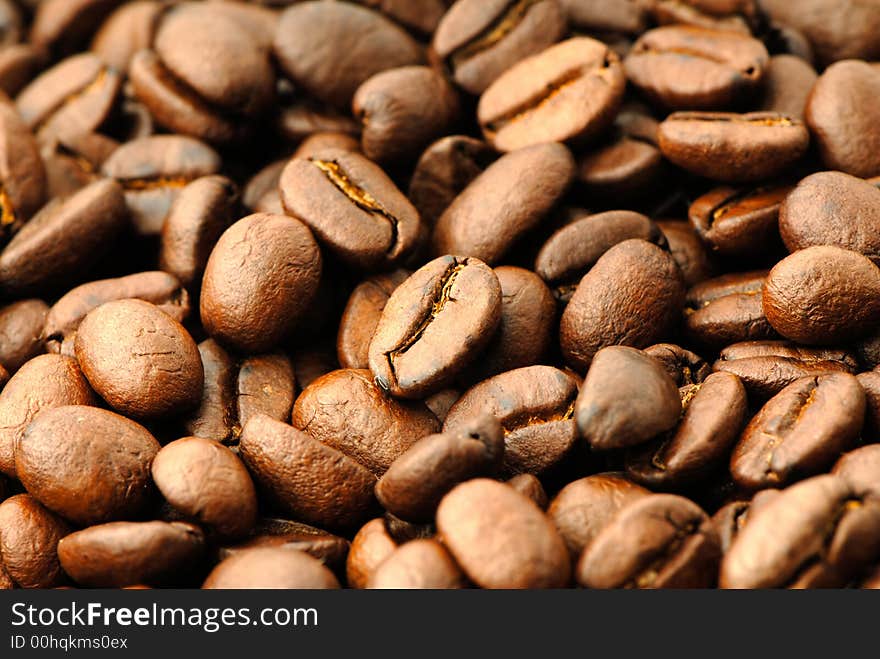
[1,0,880,590]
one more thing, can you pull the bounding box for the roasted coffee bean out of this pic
[368,538,466,589]
[856,372,880,441]
[806,61,880,178]
[16,406,160,526]
[43,271,189,356]
[758,55,818,120]
[433,143,575,265]
[763,246,880,345]
[548,473,650,561]
[658,112,809,182]
[758,0,880,66]
[462,266,556,382]
[779,171,880,263]
[159,175,238,288]
[626,372,748,488]
[152,437,257,540]
[354,66,459,165]
[219,519,350,572]
[0,354,96,478]
[721,475,880,588]
[276,98,361,144]
[576,494,721,588]
[241,159,287,215]
[445,365,578,476]
[100,135,221,236]
[0,494,70,588]
[29,0,119,59]
[354,0,447,35]
[535,210,664,302]
[200,213,322,353]
[577,129,664,201]
[41,132,116,200]
[656,221,714,287]
[576,346,681,451]
[432,0,566,95]
[347,518,398,589]
[644,343,710,387]
[562,0,648,33]
[58,521,204,588]
[376,414,503,522]
[0,44,43,97]
[478,37,625,152]
[713,340,857,400]
[730,373,864,491]
[90,1,165,72]
[710,489,780,554]
[408,136,497,228]
[833,445,880,499]
[437,478,570,588]
[689,183,791,258]
[16,53,121,147]
[292,369,440,476]
[280,149,421,270]
[0,99,46,240]
[506,473,548,509]
[240,414,376,531]
[624,26,767,110]
[203,547,340,589]
[560,239,685,371]
[649,0,755,32]
[684,271,776,349]
[75,299,203,419]
[274,2,423,112]
[0,299,47,373]
[0,179,127,296]
[368,256,502,399]
[338,270,410,370]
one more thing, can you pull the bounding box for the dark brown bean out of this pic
[833,444,880,499]
[0,299,47,373]
[368,539,466,589]
[643,343,711,387]
[347,518,397,589]
[758,54,817,120]
[203,547,340,589]
[0,494,69,588]
[656,220,714,287]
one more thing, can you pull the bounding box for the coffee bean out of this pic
[656,221,714,287]
[833,445,880,499]
[354,66,460,165]
[274,1,423,112]
[0,354,96,478]
[576,493,721,588]
[30,0,119,60]
[347,518,398,589]
[548,473,650,561]
[200,213,322,353]
[731,373,864,491]
[445,365,578,476]
[90,1,165,73]
[0,98,45,240]
[506,473,548,509]
[100,135,221,236]
[203,547,340,589]
[644,343,711,387]
[240,414,376,532]
[0,494,70,588]
[0,299,47,373]
[689,182,791,258]
[535,210,665,302]
[376,414,503,522]
[437,478,570,588]
[721,475,880,588]
[0,44,43,97]
[758,54,817,120]
[684,271,776,349]
[576,346,681,451]
[433,143,575,265]
[478,37,625,152]
[280,149,421,270]
[219,520,349,573]
[649,0,755,33]
[658,111,809,182]
[779,171,880,263]
[368,255,502,399]
[763,246,880,344]
[43,271,189,356]
[856,372,880,441]
[0,179,127,296]
[560,239,685,371]
[408,136,497,227]
[151,437,257,540]
[338,270,410,370]
[562,0,648,34]
[710,489,781,554]
[58,521,204,587]
[16,405,160,526]
[624,26,767,110]
[292,369,439,476]
[432,0,566,95]
[626,372,748,488]
[368,538,466,589]
[159,175,238,288]
[75,299,203,419]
